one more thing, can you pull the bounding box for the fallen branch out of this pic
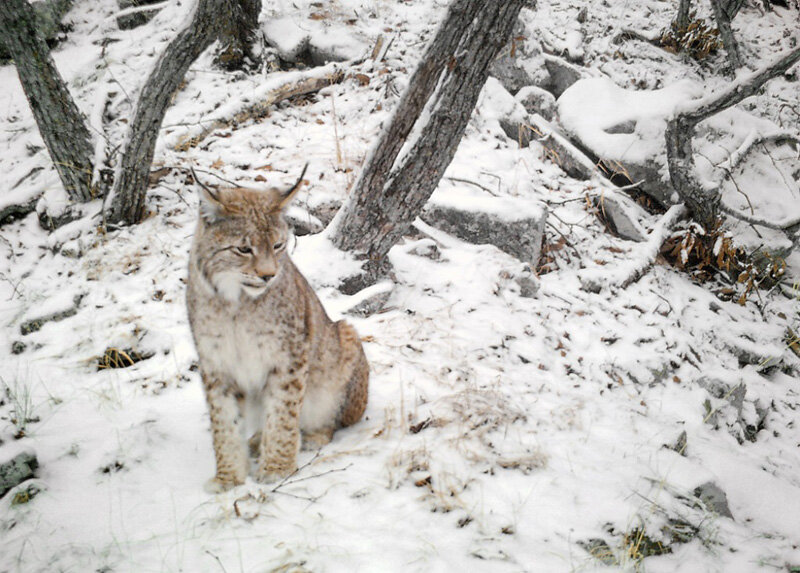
[528,113,649,241]
[720,131,800,171]
[173,62,352,151]
[580,204,687,292]
[0,195,39,226]
[719,201,800,231]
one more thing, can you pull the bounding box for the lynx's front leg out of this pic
[203,374,248,492]
[256,360,307,483]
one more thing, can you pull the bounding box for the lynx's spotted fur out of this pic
[186,167,368,491]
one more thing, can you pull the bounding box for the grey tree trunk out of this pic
[677,0,692,31]
[330,0,525,290]
[215,0,261,71]
[710,0,743,70]
[0,0,94,203]
[107,0,231,225]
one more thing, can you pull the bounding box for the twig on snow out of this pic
[579,204,687,292]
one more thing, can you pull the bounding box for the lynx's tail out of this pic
[336,321,369,427]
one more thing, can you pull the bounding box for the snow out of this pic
[557,77,704,165]
[1,0,800,572]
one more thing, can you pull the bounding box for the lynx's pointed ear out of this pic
[276,163,309,210]
[191,166,225,223]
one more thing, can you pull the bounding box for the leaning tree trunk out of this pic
[215,0,261,70]
[107,0,232,225]
[666,45,800,231]
[0,0,94,202]
[710,0,743,70]
[330,0,525,289]
[676,0,692,31]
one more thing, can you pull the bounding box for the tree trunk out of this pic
[0,0,94,203]
[710,0,742,70]
[330,0,525,288]
[107,0,229,225]
[215,0,261,71]
[677,0,692,31]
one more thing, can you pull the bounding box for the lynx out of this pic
[186,166,369,492]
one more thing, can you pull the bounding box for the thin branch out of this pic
[719,201,800,230]
[678,44,800,126]
[580,204,687,292]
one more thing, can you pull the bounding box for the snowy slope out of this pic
[1,1,800,572]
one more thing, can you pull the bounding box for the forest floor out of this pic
[1,0,799,572]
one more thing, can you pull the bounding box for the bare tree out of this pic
[665,45,800,231]
[215,0,261,71]
[0,0,94,203]
[710,0,743,69]
[329,0,526,290]
[2,0,262,227]
[107,0,259,225]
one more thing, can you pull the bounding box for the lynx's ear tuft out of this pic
[276,163,309,210]
[192,167,225,223]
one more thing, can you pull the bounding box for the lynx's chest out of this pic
[192,305,290,394]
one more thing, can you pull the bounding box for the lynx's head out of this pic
[190,165,307,302]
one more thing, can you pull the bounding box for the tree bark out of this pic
[677,0,692,31]
[0,0,94,203]
[215,0,261,71]
[666,45,800,230]
[107,0,231,225]
[330,0,525,286]
[710,0,742,70]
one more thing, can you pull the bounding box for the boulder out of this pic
[1,450,38,499]
[421,194,546,268]
[515,85,557,121]
[116,0,164,31]
[693,482,734,519]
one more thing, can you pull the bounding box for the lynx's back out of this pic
[186,170,368,491]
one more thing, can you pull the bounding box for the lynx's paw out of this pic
[255,465,296,484]
[204,476,241,494]
[301,427,334,451]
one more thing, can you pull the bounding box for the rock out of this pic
[489,22,548,95]
[11,341,26,355]
[542,55,585,98]
[343,280,394,317]
[1,450,38,499]
[480,77,532,146]
[20,293,84,335]
[593,194,647,241]
[693,482,734,519]
[407,239,443,261]
[284,206,324,236]
[0,0,73,63]
[116,0,164,30]
[263,17,367,66]
[421,194,547,268]
[515,265,540,298]
[515,85,557,121]
[664,430,688,456]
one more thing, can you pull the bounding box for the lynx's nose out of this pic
[258,273,274,283]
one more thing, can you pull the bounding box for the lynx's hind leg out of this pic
[336,321,369,428]
[255,363,306,484]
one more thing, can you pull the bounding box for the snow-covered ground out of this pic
[1,0,799,571]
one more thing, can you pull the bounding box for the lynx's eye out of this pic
[273,240,285,251]
[235,245,252,255]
